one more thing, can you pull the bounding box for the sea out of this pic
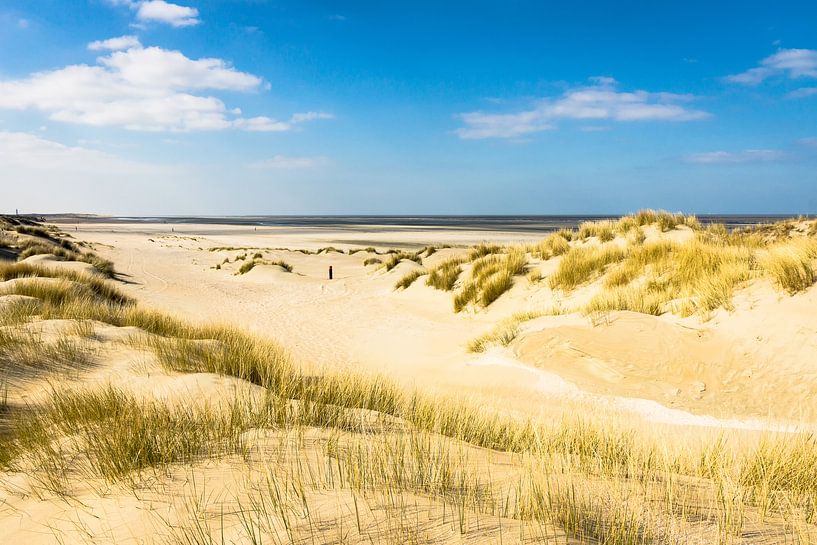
[45,214,813,233]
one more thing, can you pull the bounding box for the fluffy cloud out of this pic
[725,49,817,85]
[88,35,142,51]
[247,155,330,169]
[455,78,709,139]
[106,0,200,27]
[0,44,328,132]
[136,0,200,27]
[683,149,785,164]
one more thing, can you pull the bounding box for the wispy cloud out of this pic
[236,112,334,133]
[455,77,709,140]
[725,48,817,85]
[683,149,785,164]
[0,43,330,133]
[787,87,817,99]
[290,111,335,123]
[248,155,330,169]
[88,35,142,51]
[800,137,817,148]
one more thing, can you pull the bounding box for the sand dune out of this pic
[3,213,817,544]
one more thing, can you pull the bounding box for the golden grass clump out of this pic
[585,239,755,316]
[394,268,427,290]
[585,284,670,316]
[381,251,422,271]
[3,225,117,277]
[468,242,503,260]
[453,248,527,311]
[532,231,572,259]
[4,386,259,484]
[759,238,817,293]
[0,261,132,304]
[549,245,626,291]
[467,307,564,352]
[625,209,701,232]
[425,257,464,291]
[362,257,382,266]
[236,258,293,275]
[578,219,616,241]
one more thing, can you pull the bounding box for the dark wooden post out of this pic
[329,265,333,280]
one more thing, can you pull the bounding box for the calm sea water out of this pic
[49,214,812,233]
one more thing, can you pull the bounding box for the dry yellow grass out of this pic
[759,238,817,293]
[426,256,465,291]
[467,307,565,352]
[454,248,527,311]
[394,268,427,289]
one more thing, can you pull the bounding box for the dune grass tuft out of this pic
[236,259,293,275]
[394,268,427,290]
[759,238,817,294]
[578,220,616,242]
[468,242,503,260]
[452,248,527,311]
[425,257,465,291]
[0,262,132,304]
[380,251,422,272]
[532,232,572,259]
[549,245,626,291]
[468,307,565,352]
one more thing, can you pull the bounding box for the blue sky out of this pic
[1,1,816,215]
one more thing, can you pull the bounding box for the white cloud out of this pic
[455,78,709,139]
[17,18,29,29]
[683,149,785,164]
[800,137,817,148]
[456,110,553,140]
[725,49,817,85]
[99,47,260,90]
[88,35,142,51]
[0,45,325,132]
[104,0,200,28]
[248,155,330,169]
[136,1,199,27]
